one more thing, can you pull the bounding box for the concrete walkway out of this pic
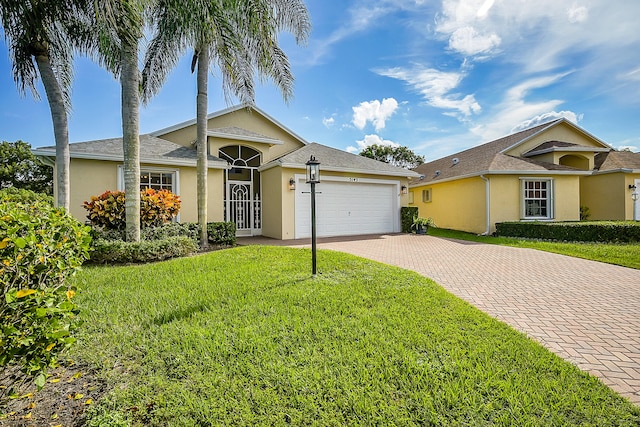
[239,233,640,405]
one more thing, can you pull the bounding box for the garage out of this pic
[294,176,400,238]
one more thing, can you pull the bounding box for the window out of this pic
[140,171,175,192]
[522,179,553,219]
[422,188,432,203]
[118,166,179,194]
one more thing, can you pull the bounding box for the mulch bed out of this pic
[0,362,108,427]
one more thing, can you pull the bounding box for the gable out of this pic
[503,120,611,157]
[151,105,306,161]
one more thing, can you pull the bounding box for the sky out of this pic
[2,0,640,162]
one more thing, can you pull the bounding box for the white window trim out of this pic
[117,165,180,196]
[117,165,181,221]
[520,177,554,220]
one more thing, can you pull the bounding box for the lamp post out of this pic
[632,191,639,221]
[306,155,320,276]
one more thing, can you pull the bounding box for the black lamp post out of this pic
[306,155,320,276]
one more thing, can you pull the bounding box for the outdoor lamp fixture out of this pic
[401,185,408,195]
[306,155,320,276]
[289,177,296,190]
[630,184,637,190]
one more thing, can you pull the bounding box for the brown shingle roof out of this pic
[595,151,640,171]
[411,120,565,184]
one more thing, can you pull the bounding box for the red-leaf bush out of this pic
[83,189,181,230]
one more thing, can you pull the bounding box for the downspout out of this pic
[480,175,490,235]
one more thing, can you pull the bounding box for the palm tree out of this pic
[91,0,148,242]
[142,0,310,248]
[0,0,94,211]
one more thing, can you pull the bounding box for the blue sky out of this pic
[2,0,640,161]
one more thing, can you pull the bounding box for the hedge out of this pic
[401,206,419,233]
[495,221,640,243]
[88,236,199,264]
[207,222,236,246]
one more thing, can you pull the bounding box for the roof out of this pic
[411,119,612,185]
[594,151,640,172]
[151,104,309,146]
[259,142,421,178]
[32,134,228,168]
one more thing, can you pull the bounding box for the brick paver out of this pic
[240,233,640,405]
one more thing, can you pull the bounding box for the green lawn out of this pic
[71,246,639,426]
[428,227,640,270]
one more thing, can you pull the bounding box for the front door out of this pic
[220,145,262,236]
[226,181,261,236]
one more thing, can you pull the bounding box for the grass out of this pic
[69,246,639,426]
[428,227,640,270]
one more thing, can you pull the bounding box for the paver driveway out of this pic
[240,233,640,405]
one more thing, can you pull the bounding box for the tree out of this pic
[0,0,94,211]
[142,0,310,248]
[0,141,52,194]
[89,0,147,242]
[359,144,425,169]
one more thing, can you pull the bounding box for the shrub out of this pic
[0,187,53,205]
[83,189,181,230]
[88,236,198,264]
[401,206,419,233]
[0,189,91,387]
[207,222,236,246]
[141,222,200,243]
[495,221,640,243]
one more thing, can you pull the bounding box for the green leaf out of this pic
[34,373,46,389]
[14,237,27,248]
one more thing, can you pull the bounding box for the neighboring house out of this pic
[33,105,419,240]
[409,118,640,234]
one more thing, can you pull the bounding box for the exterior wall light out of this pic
[630,184,637,190]
[401,185,408,195]
[305,155,320,276]
[289,177,296,190]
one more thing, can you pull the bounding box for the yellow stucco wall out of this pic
[67,158,224,224]
[580,173,640,220]
[260,167,285,239]
[67,159,119,222]
[410,177,487,234]
[410,174,581,234]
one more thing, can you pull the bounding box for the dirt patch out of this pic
[0,361,107,427]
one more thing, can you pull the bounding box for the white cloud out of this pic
[449,26,501,56]
[469,73,582,141]
[567,4,588,23]
[352,98,399,131]
[376,65,480,117]
[617,145,639,153]
[347,134,400,153]
[322,116,335,127]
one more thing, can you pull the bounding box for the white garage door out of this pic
[295,177,399,239]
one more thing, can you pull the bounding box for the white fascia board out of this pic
[207,130,283,145]
[260,161,421,178]
[592,168,640,175]
[33,149,228,169]
[409,169,592,187]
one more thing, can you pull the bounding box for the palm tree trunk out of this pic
[196,47,209,248]
[34,53,70,211]
[121,39,141,242]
